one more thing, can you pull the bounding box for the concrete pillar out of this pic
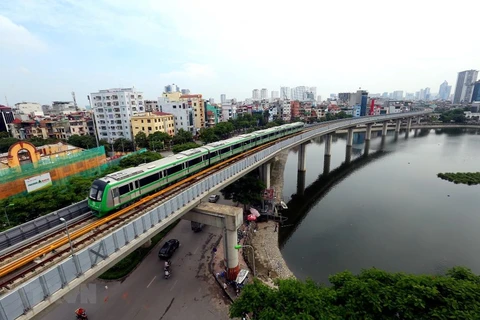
[296,170,306,196]
[365,124,372,141]
[346,128,354,147]
[417,117,421,124]
[394,131,399,142]
[382,122,388,136]
[380,136,386,151]
[414,129,418,137]
[345,145,352,164]
[364,140,370,156]
[324,134,332,156]
[298,143,306,172]
[225,228,240,281]
[262,162,271,189]
[323,155,331,175]
[395,120,401,133]
[407,118,412,132]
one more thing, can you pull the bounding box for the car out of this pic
[191,221,205,232]
[158,239,180,260]
[208,194,220,203]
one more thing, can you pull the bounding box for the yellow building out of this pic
[180,94,205,130]
[162,92,182,102]
[131,112,175,137]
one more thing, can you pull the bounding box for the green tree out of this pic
[119,151,162,167]
[221,171,265,208]
[230,267,480,320]
[172,129,193,145]
[67,134,97,149]
[0,132,10,138]
[99,139,111,155]
[213,122,234,139]
[149,131,171,150]
[0,137,19,153]
[113,138,134,152]
[199,127,219,144]
[172,142,199,154]
[134,132,149,149]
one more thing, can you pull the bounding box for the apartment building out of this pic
[131,112,175,137]
[90,88,144,142]
[158,97,194,134]
[179,94,205,132]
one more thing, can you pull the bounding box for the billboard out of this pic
[24,173,52,193]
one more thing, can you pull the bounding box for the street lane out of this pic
[34,217,231,320]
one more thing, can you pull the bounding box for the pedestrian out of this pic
[223,282,227,290]
[274,223,278,232]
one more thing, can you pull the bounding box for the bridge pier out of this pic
[323,155,331,175]
[345,146,352,164]
[407,118,412,132]
[395,120,401,133]
[414,129,418,137]
[417,117,421,124]
[296,170,306,196]
[298,143,307,172]
[382,122,388,136]
[324,134,332,156]
[346,128,354,147]
[380,135,386,151]
[364,140,370,156]
[182,203,243,281]
[365,124,372,141]
[260,162,271,189]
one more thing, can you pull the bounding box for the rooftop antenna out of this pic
[5,96,9,107]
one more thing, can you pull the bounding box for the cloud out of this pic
[0,15,47,52]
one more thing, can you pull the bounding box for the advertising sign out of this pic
[24,173,53,193]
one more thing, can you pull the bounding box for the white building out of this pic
[14,102,43,116]
[317,95,322,102]
[281,100,291,121]
[90,88,144,142]
[164,84,180,93]
[309,87,317,100]
[260,88,268,100]
[393,91,404,100]
[220,94,226,103]
[221,100,237,122]
[158,97,193,134]
[280,87,291,100]
[252,89,260,100]
[271,91,279,100]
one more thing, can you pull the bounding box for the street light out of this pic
[3,203,14,227]
[234,244,255,276]
[59,218,75,256]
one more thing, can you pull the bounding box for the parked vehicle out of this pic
[208,194,220,203]
[191,221,205,232]
[158,239,180,260]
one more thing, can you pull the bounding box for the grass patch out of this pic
[99,219,180,280]
[437,172,480,185]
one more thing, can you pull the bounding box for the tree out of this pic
[230,267,480,319]
[149,131,171,150]
[134,132,149,149]
[172,129,193,145]
[172,142,199,154]
[67,135,97,149]
[0,137,19,153]
[213,122,234,139]
[99,139,111,155]
[119,151,162,167]
[221,171,266,208]
[113,138,134,152]
[199,127,219,144]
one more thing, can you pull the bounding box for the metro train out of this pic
[88,122,305,217]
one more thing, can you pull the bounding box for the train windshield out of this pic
[89,180,106,202]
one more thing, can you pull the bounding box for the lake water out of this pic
[279,128,480,284]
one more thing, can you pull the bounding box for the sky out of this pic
[0,0,478,107]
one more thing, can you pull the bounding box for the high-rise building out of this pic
[14,102,43,116]
[260,88,268,100]
[271,91,279,99]
[438,81,452,101]
[90,87,144,142]
[179,94,205,133]
[280,87,290,100]
[252,89,260,100]
[291,86,309,101]
[164,84,180,93]
[317,95,322,102]
[393,91,404,100]
[453,70,479,104]
[158,97,194,134]
[382,92,389,98]
[220,94,226,103]
[181,89,191,95]
[471,80,480,103]
[309,87,317,100]
[424,87,431,101]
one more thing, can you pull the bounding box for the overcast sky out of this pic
[0,0,478,107]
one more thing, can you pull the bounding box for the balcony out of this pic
[114,108,120,112]
[112,95,118,100]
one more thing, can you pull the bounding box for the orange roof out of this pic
[180,94,202,99]
[152,111,173,116]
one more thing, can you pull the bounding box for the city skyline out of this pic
[1,0,478,106]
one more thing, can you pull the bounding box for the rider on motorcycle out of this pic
[75,308,86,319]
[164,260,171,270]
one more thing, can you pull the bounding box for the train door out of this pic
[131,180,140,198]
[112,188,120,206]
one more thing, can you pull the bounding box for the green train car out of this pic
[88,122,304,217]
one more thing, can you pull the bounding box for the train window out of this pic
[167,164,183,175]
[119,184,130,195]
[208,151,218,159]
[140,173,159,187]
[232,143,242,150]
[188,157,202,167]
[220,147,230,155]
[112,188,119,198]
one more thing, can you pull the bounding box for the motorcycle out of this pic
[75,310,88,320]
[164,269,171,279]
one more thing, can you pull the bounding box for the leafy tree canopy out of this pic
[113,138,134,152]
[172,128,193,145]
[172,142,199,154]
[439,109,466,123]
[67,134,97,149]
[230,267,480,320]
[221,170,265,208]
[199,127,219,144]
[119,151,162,168]
[134,132,149,149]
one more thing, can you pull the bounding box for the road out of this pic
[34,216,231,320]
